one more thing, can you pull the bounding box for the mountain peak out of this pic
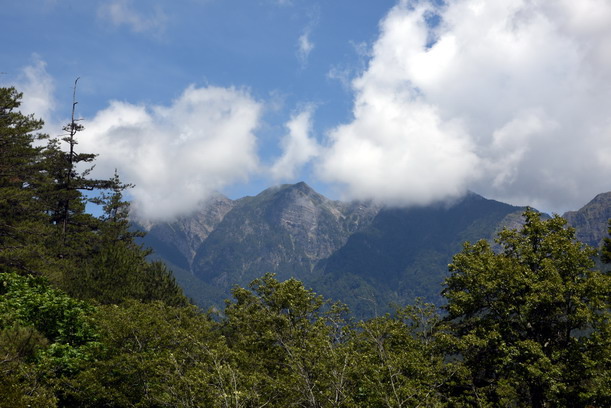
[279,181,317,195]
[563,191,611,247]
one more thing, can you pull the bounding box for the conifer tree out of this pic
[39,79,114,263]
[0,87,54,275]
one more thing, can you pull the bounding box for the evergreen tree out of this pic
[68,173,189,306]
[0,87,55,276]
[38,80,114,264]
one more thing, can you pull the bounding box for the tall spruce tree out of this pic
[0,87,54,275]
[0,85,187,306]
[40,79,114,263]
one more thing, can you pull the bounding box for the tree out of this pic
[347,302,451,407]
[0,272,100,407]
[602,219,611,265]
[443,209,610,406]
[64,173,189,307]
[223,274,353,407]
[0,87,53,275]
[59,300,221,407]
[39,80,114,264]
[0,85,114,282]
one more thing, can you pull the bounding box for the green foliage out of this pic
[0,272,98,363]
[0,87,54,276]
[0,85,188,306]
[443,209,611,407]
[348,302,451,407]
[59,300,221,407]
[603,219,611,264]
[223,274,354,407]
[0,272,101,407]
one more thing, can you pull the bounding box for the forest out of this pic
[1,86,610,407]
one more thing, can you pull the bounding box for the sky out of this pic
[2,0,610,221]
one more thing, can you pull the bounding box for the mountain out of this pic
[140,184,611,317]
[141,193,235,271]
[137,194,237,307]
[563,191,611,248]
[191,182,379,293]
[312,192,524,315]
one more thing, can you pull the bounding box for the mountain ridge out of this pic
[139,185,611,316]
[562,191,611,247]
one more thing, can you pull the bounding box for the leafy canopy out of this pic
[443,209,610,407]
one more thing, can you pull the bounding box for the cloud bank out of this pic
[8,0,611,220]
[318,0,611,212]
[79,85,262,221]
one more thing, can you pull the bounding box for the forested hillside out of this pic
[1,86,610,407]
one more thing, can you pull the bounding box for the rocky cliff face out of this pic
[140,194,235,271]
[563,192,611,248]
[191,182,380,286]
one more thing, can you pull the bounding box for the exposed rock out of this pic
[192,182,380,288]
[141,194,235,270]
[563,192,611,247]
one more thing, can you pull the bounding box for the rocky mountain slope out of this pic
[192,182,380,288]
[563,192,611,247]
[312,192,524,315]
[142,193,235,272]
[139,185,611,316]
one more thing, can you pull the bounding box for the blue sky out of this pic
[3,0,611,220]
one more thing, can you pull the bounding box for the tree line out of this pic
[1,86,609,407]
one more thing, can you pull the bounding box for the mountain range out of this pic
[138,184,611,317]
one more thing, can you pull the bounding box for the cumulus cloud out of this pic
[11,57,56,125]
[98,0,167,35]
[79,85,262,221]
[270,108,320,181]
[317,0,611,212]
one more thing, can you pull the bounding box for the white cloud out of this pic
[98,0,167,35]
[79,85,262,221]
[317,0,611,212]
[297,31,314,66]
[270,107,320,181]
[11,57,56,125]
[296,7,319,67]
